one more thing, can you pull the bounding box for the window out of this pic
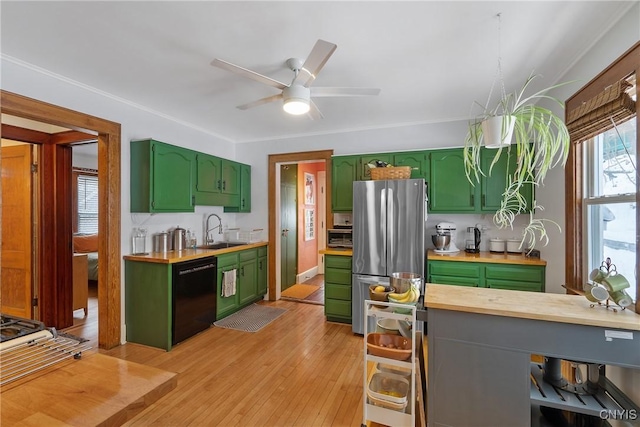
[565,41,639,313]
[76,172,98,234]
[583,118,637,301]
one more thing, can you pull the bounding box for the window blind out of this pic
[566,77,636,143]
[77,174,98,234]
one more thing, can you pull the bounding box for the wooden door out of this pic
[1,144,33,318]
[280,166,297,291]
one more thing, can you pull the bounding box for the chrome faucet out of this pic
[205,213,223,244]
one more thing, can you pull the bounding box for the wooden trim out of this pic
[50,130,97,145]
[1,123,50,144]
[565,42,639,314]
[1,90,122,349]
[268,150,333,301]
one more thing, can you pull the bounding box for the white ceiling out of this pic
[0,1,634,144]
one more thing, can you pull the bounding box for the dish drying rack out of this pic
[224,228,264,243]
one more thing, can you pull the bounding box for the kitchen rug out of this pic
[213,304,286,333]
[280,284,320,300]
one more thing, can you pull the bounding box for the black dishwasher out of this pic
[172,256,217,346]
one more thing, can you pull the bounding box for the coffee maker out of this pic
[465,226,481,253]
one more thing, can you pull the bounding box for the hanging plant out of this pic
[463,72,573,250]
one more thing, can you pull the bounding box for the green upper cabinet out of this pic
[332,155,360,212]
[429,149,476,212]
[393,151,429,180]
[194,155,242,207]
[479,149,534,212]
[224,163,251,213]
[194,153,222,205]
[130,139,196,213]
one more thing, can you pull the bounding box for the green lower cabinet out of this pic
[238,250,258,305]
[324,254,353,323]
[216,246,267,320]
[216,252,239,319]
[125,260,173,350]
[257,246,268,296]
[427,260,545,292]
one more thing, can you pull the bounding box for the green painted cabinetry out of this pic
[257,246,268,295]
[224,163,251,213]
[429,149,476,212]
[216,246,267,319]
[324,254,353,323]
[359,154,392,180]
[332,156,360,212]
[427,259,545,292]
[393,151,429,180]
[194,154,242,207]
[130,139,196,213]
[479,149,533,212]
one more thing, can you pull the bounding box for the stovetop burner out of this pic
[0,314,46,343]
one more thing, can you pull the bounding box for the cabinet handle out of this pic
[241,266,245,276]
[482,194,485,207]
[470,194,475,206]
[222,181,226,191]
[217,180,222,190]
[241,198,245,208]
[259,260,262,269]
[191,195,195,206]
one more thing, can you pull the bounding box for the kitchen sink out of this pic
[197,242,247,250]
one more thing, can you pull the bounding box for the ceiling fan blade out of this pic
[211,58,288,90]
[237,94,283,110]
[307,100,324,120]
[311,87,381,97]
[293,39,337,87]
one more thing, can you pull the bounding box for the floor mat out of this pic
[213,304,287,333]
[281,284,320,299]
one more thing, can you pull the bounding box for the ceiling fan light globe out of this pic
[283,99,310,115]
[282,85,311,115]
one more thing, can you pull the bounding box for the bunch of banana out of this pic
[388,285,419,303]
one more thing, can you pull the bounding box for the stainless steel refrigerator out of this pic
[352,178,426,334]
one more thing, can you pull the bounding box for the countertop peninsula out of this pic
[427,249,547,266]
[425,283,639,330]
[123,241,268,264]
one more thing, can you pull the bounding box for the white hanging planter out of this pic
[482,115,515,149]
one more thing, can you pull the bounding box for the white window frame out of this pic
[77,173,99,235]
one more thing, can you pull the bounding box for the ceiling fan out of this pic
[211,39,380,119]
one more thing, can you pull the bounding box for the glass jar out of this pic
[132,227,147,254]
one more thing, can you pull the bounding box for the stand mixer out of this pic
[433,222,460,253]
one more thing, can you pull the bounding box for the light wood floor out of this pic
[105,300,364,426]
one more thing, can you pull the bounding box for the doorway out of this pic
[267,150,333,301]
[1,91,121,350]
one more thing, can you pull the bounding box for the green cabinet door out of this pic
[324,254,353,324]
[238,250,258,305]
[221,160,241,196]
[125,260,173,350]
[480,149,534,212]
[429,149,476,212]
[332,156,359,212]
[194,153,222,205]
[131,139,195,213]
[216,252,239,319]
[359,154,392,180]
[257,248,268,296]
[224,163,251,213]
[393,151,428,180]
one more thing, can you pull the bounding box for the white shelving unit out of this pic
[362,300,417,427]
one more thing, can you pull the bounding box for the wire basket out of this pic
[370,166,411,180]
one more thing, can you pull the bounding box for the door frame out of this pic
[268,150,333,300]
[1,90,122,349]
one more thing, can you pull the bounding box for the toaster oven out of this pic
[327,229,353,248]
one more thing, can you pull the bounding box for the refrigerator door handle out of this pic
[380,187,387,271]
[387,187,394,270]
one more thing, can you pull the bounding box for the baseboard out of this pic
[296,266,318,283]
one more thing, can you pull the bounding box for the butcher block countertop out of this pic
[425,283,640,331]
[319,248,353,256]
[427,249,547,266]
[1,352,177,427]
[123,241,268,264]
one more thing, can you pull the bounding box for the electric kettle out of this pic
[465,226,481,253]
